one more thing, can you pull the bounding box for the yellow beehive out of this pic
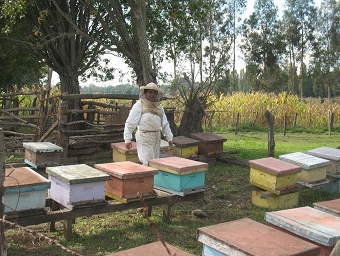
[111,142,140,163]
[252,189,299,210]
[172,136,199,158]
[249,157,301,194]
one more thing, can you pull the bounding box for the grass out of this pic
[5,131,340,255]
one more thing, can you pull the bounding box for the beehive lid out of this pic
[314,198,340,216]
[173,136,199,148]
[148,156,208,175]
[265,206,340,247]
[279,152,330,170]
[111,142,137,154]
[4,167,50,193]
[249,157,301,176]
[307,146,340,161]
[197,218,320,256]
[46,164,110,184]
[190,132,226,144]
[107,241,195,256]
[94,161,158,179]
[23,142,63,153]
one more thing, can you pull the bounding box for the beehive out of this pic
[107,241,195,256]
[94,161,158,202]
[249,157,301,194]
[314,198,340,217]
[279,152,330,183]
[307,146,340,174]
[149,156,208,196]
[111,141,140,163]
[197,218,320,256]
[251,189,299,210]
[46,164,110,210]
[265,206,340,256]
[190,132,226,156]
[23,142,63,168]
[172,136,199,158]
[3,167,50,213]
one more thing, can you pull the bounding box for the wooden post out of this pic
[235,112,240,135]
[0,129,8,255]
[283,113,287,136]
[264,110,275,157]
[292,112,298,128]
[328,110,334,136]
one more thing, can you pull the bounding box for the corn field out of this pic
[165,92,340,131]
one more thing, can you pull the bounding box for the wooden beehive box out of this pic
[279,152,330,184]
[197,218,320,256]
[249,157,301,194]
[190,132,226,156]
[106,241,195,256]
[314,198,340,217]
[46,164,110,210]
[23,142,63,168]
[252,189,299,210]
[94,161,158,202]
[4,167,50,213]
[307,146,340,174]
[149,156,208,196]
[265,206,340,256]
[172,136,199,158]
[111,141,140,163]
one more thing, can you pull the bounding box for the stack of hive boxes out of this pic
[279,152,330,187]
[249,157,301,210]
[149,156,208,196]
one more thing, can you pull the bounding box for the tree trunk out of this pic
[0,129,7,256]
[179,97,205,137]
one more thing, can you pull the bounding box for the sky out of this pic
[52,0,322,87]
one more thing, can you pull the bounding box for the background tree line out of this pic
[0,0,340,134]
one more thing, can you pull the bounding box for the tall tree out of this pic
[241,0,286,92]
[311,0,340,100]
[282,0,316,99]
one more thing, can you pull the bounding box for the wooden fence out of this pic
[0,92,176,163]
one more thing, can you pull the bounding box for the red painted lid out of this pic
[94,161,158,179]
[198,218,320,256]
[249,157,301,176]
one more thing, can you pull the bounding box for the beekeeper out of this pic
[124,82,173,165]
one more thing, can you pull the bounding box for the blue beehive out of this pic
[148,156,208,196]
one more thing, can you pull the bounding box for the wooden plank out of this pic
[38,120,59,142]
[6,190,204,227]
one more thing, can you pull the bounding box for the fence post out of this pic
[235,112,240,135]
[283,113,287,136]
[328,110,334,136]
[265,110,275,157]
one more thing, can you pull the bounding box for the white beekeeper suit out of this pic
[124,83,173,165]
